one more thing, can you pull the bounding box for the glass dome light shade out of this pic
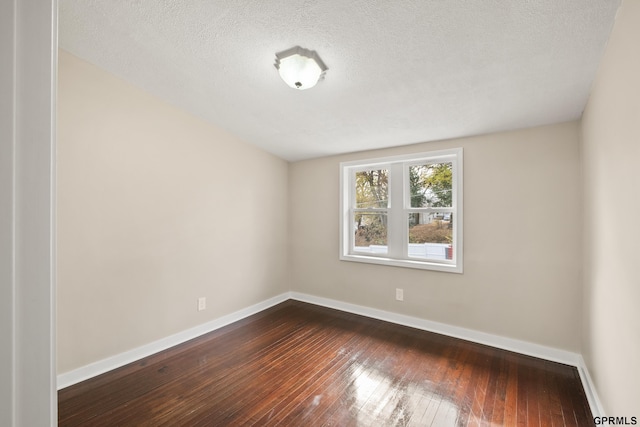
[275,46,327,90]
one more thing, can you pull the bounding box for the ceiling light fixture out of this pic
[274,46,328,90]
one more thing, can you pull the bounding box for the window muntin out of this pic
[340,148,462,273]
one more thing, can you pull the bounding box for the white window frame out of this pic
[340,148,463,273]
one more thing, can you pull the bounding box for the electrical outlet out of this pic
[198,297,206,311]
[395,288,404,301]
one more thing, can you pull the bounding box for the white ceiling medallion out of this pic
[274,46,328,90]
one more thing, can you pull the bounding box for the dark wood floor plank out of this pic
[213,318,357,425]
[259,328,373,425]
[306,333,395,426]
[480,349,502,425]
[430,343,474,426]
[516,356,530,426]
[408,339,459,425]
[152,307,337,425]
[58,304,308,425]
[463,349,493,426]
[526,359,542,427]
[449,342,483,425]
[362,343,427,424]
[58,300,595,426]
[546,368,567,427]
[502,357,519,426]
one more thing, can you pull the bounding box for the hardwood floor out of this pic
[58,300,594,426]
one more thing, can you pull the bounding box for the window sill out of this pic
[340,253,463,273]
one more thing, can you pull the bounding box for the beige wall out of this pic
[57,51,289,374]
[290,122,582,351]
[581,0,640,415]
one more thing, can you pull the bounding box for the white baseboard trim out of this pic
[58,290,603,419]
[291,292,582,366]
[56,292,290,390]
[576,356,605,418]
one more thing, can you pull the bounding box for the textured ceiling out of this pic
[59,0,621,161]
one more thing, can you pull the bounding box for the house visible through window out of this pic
[340,148,463,273]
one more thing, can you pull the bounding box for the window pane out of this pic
[408,213,453,260]
[355,169,389,208]
[354,213,388,254]
[409,162,452,208]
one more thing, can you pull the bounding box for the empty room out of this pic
[3,0,639,426]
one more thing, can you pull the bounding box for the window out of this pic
[340,148,463,273]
